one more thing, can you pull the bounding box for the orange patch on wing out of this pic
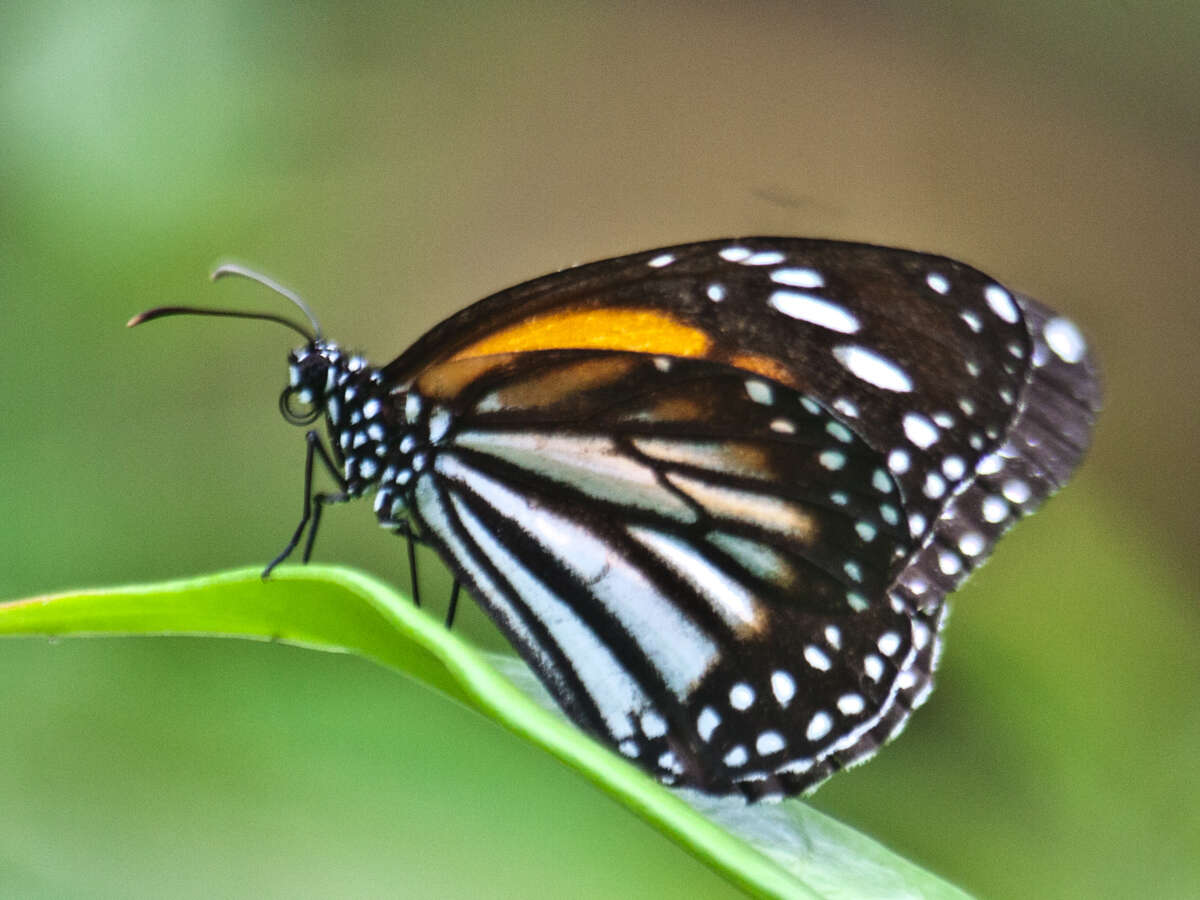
[416,355,514,401]
[726,352,799,388]
[451,308,711,360]
[478,356,639,412]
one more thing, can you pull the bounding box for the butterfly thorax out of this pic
[285,340,435,530]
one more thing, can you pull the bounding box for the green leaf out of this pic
[0,567,969,899]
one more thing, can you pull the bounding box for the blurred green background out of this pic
[2,2,1197,897]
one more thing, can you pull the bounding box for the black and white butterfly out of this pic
[131,238,1100,801]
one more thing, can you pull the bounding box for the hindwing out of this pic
[399,349,934,797]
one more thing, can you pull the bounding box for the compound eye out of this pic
[279,385,322,425]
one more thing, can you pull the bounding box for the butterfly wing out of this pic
[380,238,1100,797]
[387,239,1100,576]
[398,348,938,798]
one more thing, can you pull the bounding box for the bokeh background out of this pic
[2,3,1197,897]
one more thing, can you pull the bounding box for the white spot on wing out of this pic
[837,693,865,715]
[902,412,940,449]
[756,731,786,755]
[872,468,893,493]
[806,711,833,742]
[769,291,860,334]
[833,398,859,419]
[804,644,831,671]
[923,472,946,499]
[958,532,986,556]
[833,345,914,392]
[976,453,1003,475]
[641,711,667,738]
[427,407,452,442]
[405,393,422,423]
[877,631,901,656]
[1044,316,1087,363]
[985,285,1019,323]
[938,549,962,576]
[864,654,884,681]
[827,421,854,443]
[819,450,846,471]
[745,379,773,405]
[942,455,966,480]
[911,619,930,650]
[723,745,749,766]
[982,494,1009,523]
[770,267,824,288]
[744,250,786,265]
[1003,478,1032,504]
[729,682,755,710]
[771,671,795,706]
[658,751,682,774]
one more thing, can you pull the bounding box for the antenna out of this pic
[127,264,322,343]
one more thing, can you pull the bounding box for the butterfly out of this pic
[130,237,1100,801]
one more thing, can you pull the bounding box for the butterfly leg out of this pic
[263,430,348,578]
[301,489,351,563]
[406,531,421,608]
[445,581,461,630]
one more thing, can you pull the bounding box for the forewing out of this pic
[387,236,1099,576]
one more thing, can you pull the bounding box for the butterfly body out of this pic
[135,238,1100,802]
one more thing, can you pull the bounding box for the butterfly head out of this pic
[128,264,418,516]
[280,339,344,427]
[280,340,405,508]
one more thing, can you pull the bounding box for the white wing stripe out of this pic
[455,430,697,523]
[627,526,763,634]
[706,531,789,583]
[448,488,649,741]
[665,472,816,537]
[413,473,566,697]
[631,437,768,480]
[435,453,719,697]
